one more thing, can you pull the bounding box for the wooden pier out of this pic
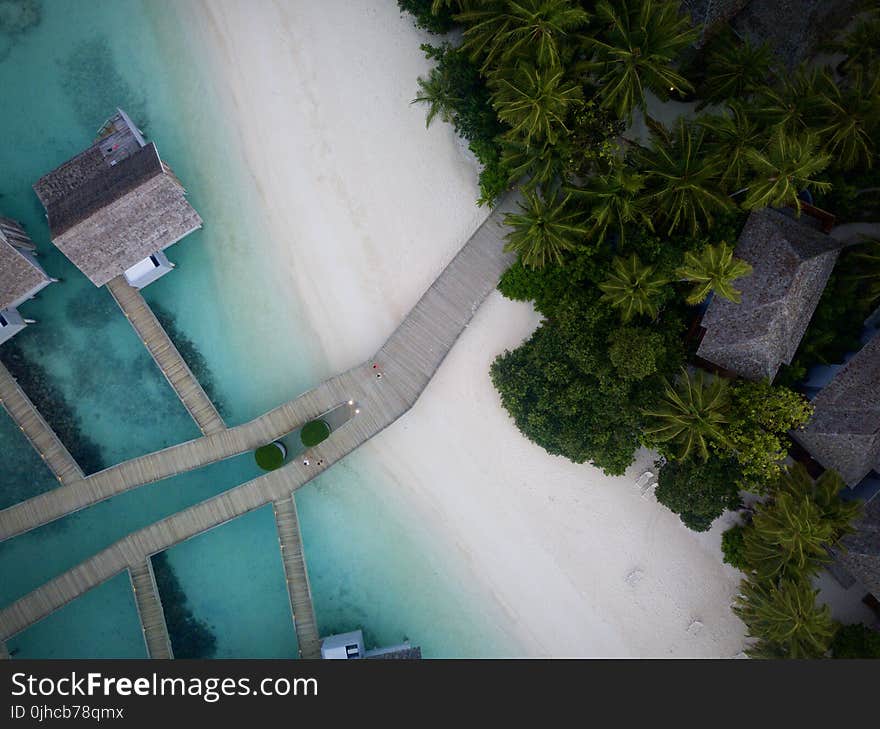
[0,361,84,486]
[106,276,226,436]
[274,496,321,659]
[0,642,8,659]
[128,561,173,659]
[0,196,517,644]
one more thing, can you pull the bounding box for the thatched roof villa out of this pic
[832,496,880,601]
[792,331,880,488]
[0,217,54,345]
[33,109,202,289]
[696,208,842,382]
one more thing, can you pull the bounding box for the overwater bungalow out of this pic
[792,331,880,489]
[0,216,55,345]
[33,109,202,289]
[696,208,842,382]
[320,630,422,660]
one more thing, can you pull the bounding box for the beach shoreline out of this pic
[179,0,747,656]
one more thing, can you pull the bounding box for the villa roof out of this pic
[792,331,880,487]
[832,496,880,598]
[33,111,202,287]
[681,0,752,46]
[697,208,841,382]
[0,218,50,311]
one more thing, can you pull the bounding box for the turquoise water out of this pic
[7,572,147,659]
[0,0,516,658]
[157,505,298,659]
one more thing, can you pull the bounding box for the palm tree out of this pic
[642,368,730,461]
[503,188,589,267]
[699,37,774,108]
[733,576,836,659]
[754,65,832,137]
[582,0,696,120]
[743,492,835,582]
[818,68,880,171]
[743,130,832,211]
[676,241,753,305]
[698,103,767,188]
[500,136,570,190]
[773,464,862,543]
[635,119,732,235]
[490,62,583,146]
[412,69,460,128]
[458,0,590,72]
[823,10,880,76]
[599,253,669,322]
[566,165,651,245]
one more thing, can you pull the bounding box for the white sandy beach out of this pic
[180,0,747,656]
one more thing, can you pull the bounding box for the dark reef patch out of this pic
[59,37,147,132]
[151,552,217,659]
[0,0,42,64]
[151,303,227,419]
[0,339,105,475]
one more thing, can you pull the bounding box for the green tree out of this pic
[643,369,731,461]
[490,62,583,146]
[676,241,753,305]
[398,0,457,34]
[567,165,652,245]
[607,326,666,381]
[743,131,831,211]
[655,457,743,531]
[734,576,835,659]
[636,119,732,235]
[725,380,813,485]
[850,239,880,306]
[721,524,750,571]
[458,0,590,72]
[698,103,767,188]
[500,136,570,190]
[823,11,880,76]
[503,189,589,267]
[583,0,696,119]
[831,623,880,659]
[754,66,832,137]
[598,253,669,322]
[699,37,774,107]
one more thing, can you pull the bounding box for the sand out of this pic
[180,0,747,656]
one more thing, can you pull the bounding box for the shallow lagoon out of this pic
[0,0,514,658]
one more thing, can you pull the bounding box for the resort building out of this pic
[792,331,880,488]
[0,217,54,345]
[697,208,841,382]
[831,496,880,603]
[320,630,422,660]
[33,109,202,289]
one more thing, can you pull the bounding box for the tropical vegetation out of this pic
[400,0,880,658]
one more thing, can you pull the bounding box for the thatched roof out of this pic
[33,111,202,287]
[793,332,880,487]
[697,208,841,382]
[680,0,752,46]
[0,217,49,311]
[832,497,880,599]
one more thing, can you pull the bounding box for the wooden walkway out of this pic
[274,496,321,659]
[0,361,84,486]
[106,276,226,436]
[0,196,517,644]
[0,642,8,659]
[128,561,173,659]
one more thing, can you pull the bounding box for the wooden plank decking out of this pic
[129,561,173,659]
[0,361,84,486]
[106,276,226,436]
[0,642,8,659]
[274,496,321,659]
[0,196,517,644]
